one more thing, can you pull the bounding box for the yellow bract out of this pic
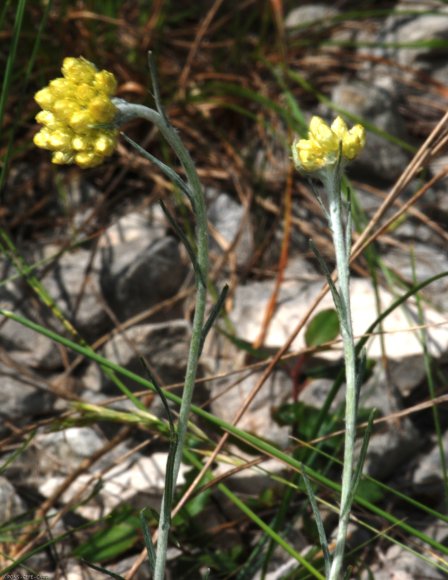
[34,57,119,168]
[292,115,365,173]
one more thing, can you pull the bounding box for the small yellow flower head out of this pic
[34,57,119,168]
[292,115,365,173]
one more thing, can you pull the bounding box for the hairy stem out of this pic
[114,101,208,580]
[324,172,358,580]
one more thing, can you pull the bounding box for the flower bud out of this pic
[94,134,116,155]
[88,96,117,123]
[94,70,117,96]
[75,151,102,168]
[68,110,93,132]
[34,88,55,110]
[62,57,96,84]
[52,151,74,164]
[49,78,70,97]
[77,84,98,105]
[48,129,73,152]
[35,110,57,128]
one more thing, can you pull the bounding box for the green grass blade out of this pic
[295,431,448,527]
[312,269,448,445]
[220,485,325,579]
[195,80,302,133]
[0,0,27,129]
[0,518,99,575]
[1,309,447,562]
[0,0,54,192]
[0,228,150,413]
[0,0,12,31]
[0,430,35,475]
[411,250,448,506]
[81,560,124,580]
[2,270,448,562]
[0,0,27,194]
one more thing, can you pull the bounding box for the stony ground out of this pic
[1,1,448,578]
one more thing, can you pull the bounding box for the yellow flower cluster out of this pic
[292,116,365,173]
[34,57,118,168]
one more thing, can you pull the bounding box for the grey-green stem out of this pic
[114,101,208,580]
[323,170,358,580]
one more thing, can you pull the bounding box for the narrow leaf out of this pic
[355,349,367,411]
[147,51,170,125]
[140,508,156,573]
[159,200,206,287]
[139,356,174,431]
[348,409,376,510]
[308,179,330,221]
[200,284,229,354]
[139,354,178,517]
[121,132,193,204]
[301,465,331,577]
[309,239,342,312]
[345,190,353,261]
[81,560,124,580]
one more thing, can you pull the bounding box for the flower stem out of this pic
[324,172,358,580]
[114,101,208,580]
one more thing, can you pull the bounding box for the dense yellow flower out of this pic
[34,57,119,168]
[292,116,365,173]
